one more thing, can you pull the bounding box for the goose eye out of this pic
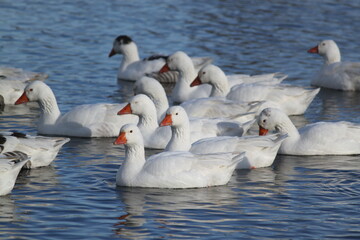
[29,88,33,92]
[263,119,266,123]
[202,72,206,75]
[130,130,133,133]
[322,43,326,46]
[175,112,178,115]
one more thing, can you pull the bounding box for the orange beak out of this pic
[160,114,172,126]
[15,92,29,105]
[190,76,202,87]
[159,63,170,73]
[259,126,269,136]
[108,48,116,57]
[114,132,127,145]
[118,103,132,115]
[307,46,319,53]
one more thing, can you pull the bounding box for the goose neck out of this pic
[38,95,61,125]
[120,43,140,69]
[276,117,300,140]
[211,80,229,97]
[165,123,191,151]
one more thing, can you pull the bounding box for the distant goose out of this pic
[108,35,212,82]
[307,39,360,91]
[258,107,360,155]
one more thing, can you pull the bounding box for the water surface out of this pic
[1,0,360,239]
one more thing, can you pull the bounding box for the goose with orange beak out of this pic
[14,81,138,137]
[257,107,360,155]
[307,39,360,91]
[118,94,255,149]
[190,64,319,116]
[158,51,212,103]
[159,105,285,169]
[113,123,245,188]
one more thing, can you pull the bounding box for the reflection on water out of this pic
[0,196,17,223]
[316,88,360,122]
[114,186,239,238]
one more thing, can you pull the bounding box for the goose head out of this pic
[108,35,136,57]
[15,81,54,105]
[257,108,288,136]
[118,94,156,117]
[307,40,341,64]
[114,123,143,146]
[159,51,193,73]
[191,64,226,87]
[160,106,189,128]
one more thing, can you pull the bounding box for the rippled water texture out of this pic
[1,0,360,239]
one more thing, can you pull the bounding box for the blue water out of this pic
[1,0,360,239]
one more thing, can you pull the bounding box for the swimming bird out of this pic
[160,104,287,169]
[108,35,212,82]
[0,131,70,168]
[133,76,259,122]
[192,64,320,115]
[307,39,360,91]
[258,107,360,155]
[14,81,138,137]
[113,124,245,188]
[118,94,254,149]
[160,52,287,103]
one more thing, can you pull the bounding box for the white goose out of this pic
[0,66,48,106]
[113,124,245,188]
[160,51,287,103]
[108,35,212,82]
[160,104,287,169]
[0,151,29,196]
[0,131,70,168]
[159,51,212,103]
[307,39,360,91]
[134,76,259,122]
[192,64,320,115]
[258,107,360,155]
[14,81,138,137]
[118,94,254,149]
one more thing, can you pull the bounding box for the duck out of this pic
[108,35,212,82]
[133,76,259,122]
[118,94,254,149]
[0,131,70,168]
[14,81,138,137]
[160,51,287,103]
[307,39,360,91]
[0,151,30,196]
[0,66,48,106]
[257,107,360,155]
[191,64,320,115]
[160,104,287,169]
[113,124,245,188]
